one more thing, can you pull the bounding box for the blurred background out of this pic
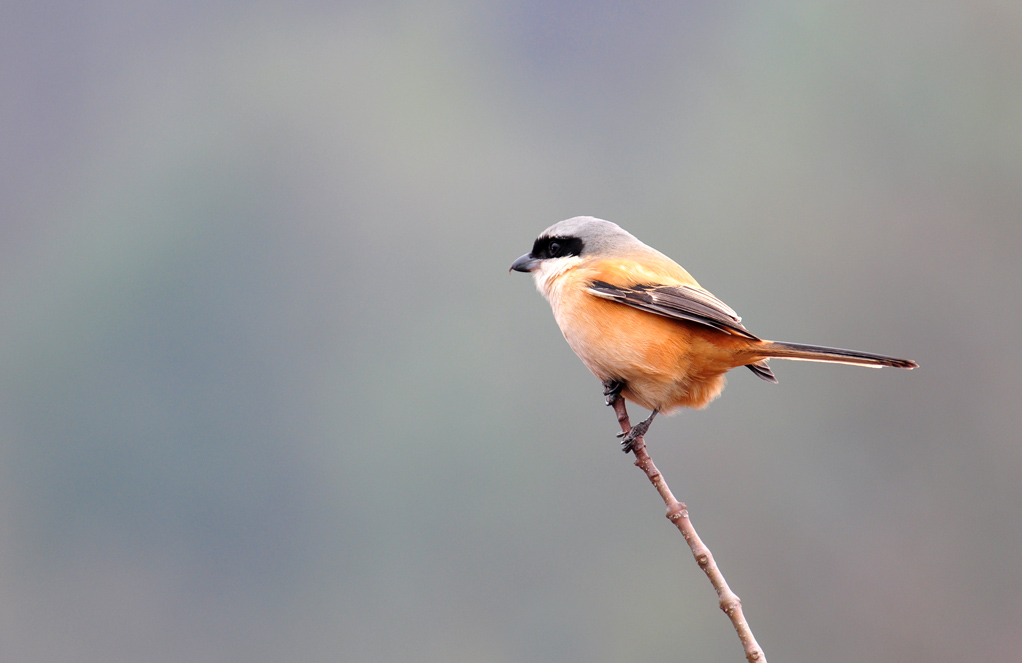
[1,2,1019,661]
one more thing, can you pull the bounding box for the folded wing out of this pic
[586,280,778,383]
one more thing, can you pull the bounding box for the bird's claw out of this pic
[619,432,640,453]
[617,409,658,453]
[618,427,644,453]
[603,379,624,406]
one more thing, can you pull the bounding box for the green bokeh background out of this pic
[2,3,1020,661]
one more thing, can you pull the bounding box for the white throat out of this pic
[532,256,582,301]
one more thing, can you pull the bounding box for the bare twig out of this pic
[611,397,767,663]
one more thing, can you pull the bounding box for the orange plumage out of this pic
[511,216,916,442]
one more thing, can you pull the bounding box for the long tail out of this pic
[757,340,918,369]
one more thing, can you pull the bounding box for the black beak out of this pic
[509,253,540,273]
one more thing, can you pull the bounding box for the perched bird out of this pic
[510,216,917,451]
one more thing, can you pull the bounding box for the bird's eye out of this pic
[548,241,561,257]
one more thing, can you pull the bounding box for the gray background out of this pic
[1,2,1019,661]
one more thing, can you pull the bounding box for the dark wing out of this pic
[588,280,758,338]
[587,280,778,383]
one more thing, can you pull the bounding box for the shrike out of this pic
[511,216,917,450]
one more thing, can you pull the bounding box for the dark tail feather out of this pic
[746,360,778,383]
[758,340,918,369]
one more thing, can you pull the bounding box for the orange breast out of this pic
[548,265,758,412]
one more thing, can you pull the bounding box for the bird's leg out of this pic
[617,408,659,453]
[602,379,625,406]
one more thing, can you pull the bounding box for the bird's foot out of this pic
[617,408,659,453]
[603,379,624,406]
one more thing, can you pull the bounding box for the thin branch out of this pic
[611,397,767,663]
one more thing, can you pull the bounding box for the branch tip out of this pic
[610,397,768,663]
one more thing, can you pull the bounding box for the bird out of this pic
[510,216,917,451]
